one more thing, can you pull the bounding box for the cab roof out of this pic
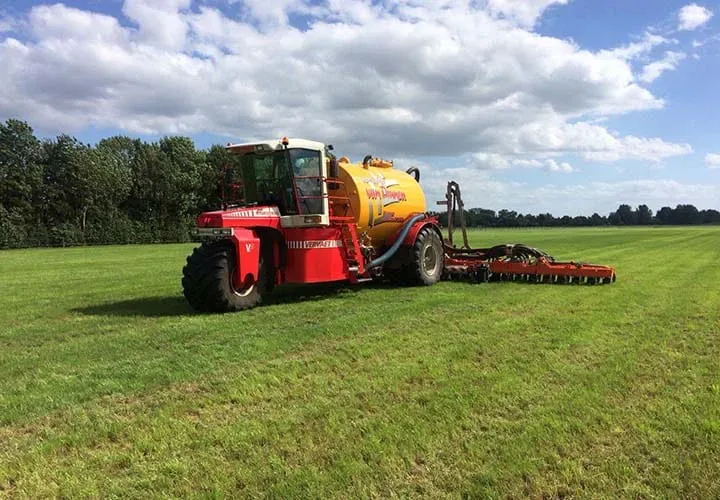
[226,137,325,154]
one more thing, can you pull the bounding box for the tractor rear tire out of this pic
[408,227,444,286]
[182,240,268,313]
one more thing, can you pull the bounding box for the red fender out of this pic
[386,214,443,247]
[229,228,261,288]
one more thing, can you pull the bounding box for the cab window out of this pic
[289,149,323,215]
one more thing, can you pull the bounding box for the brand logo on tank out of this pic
[361,173,406,207]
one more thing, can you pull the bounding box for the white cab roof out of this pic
[226,137,325,153]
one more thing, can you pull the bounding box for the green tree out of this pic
[672,204,700,225]
[497,209,518,227]
[204,144,239,210]
[589,213,605,226]
[615,204,636,225]
[636,204,653,225]
[656,206,673,224]
[701,209,720,224]
[536,213,554,227]
[0,119,43,227]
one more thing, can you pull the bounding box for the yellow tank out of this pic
[332,157,426,247]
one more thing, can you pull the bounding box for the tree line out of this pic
[435,203,720,228]
[1,119,232,249]
[1,118,718,249]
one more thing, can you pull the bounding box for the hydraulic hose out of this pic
[406,167,420,182]
[366,213,427,269]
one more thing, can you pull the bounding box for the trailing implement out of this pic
[439,181,616,285]
[182,137,615,312]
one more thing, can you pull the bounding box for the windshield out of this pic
[228,148,323,215]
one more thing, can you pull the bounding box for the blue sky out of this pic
[1,0,718,215]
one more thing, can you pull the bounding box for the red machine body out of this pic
[192,205,432,288]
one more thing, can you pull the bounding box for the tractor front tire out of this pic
[182,241,267,313]
[408,227,444,286]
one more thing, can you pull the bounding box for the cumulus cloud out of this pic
[639,51,686,83]
[706,153,720,168]
[512,121,691,161]
[678,4,713,31]
[29,4,125,42]
[0,0,693,167]
[122,0,191,49]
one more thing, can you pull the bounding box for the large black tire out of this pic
[408,227,444,286]
[182,241,268,313]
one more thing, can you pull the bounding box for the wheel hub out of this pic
[423,244,438,276]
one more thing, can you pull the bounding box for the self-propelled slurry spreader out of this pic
[182,137,615,312]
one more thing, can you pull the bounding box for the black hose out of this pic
[406,167,420,182]
[366,214,427,269]
[362,155,373,166]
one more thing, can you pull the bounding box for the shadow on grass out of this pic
[75,281,395,317]
[74,296,194,318]
[262,281,400,306]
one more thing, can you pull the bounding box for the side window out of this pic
[291,150,321,177]
[255,155,273,182]
[240,153,292,210]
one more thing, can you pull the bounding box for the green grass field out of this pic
[1,227,719,498]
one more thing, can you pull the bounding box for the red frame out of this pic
[195,206,373,286]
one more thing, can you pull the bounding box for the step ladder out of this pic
[326,179,366,280]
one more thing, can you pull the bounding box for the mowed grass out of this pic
[1,226,719,498]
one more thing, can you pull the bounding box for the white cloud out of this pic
[122,0,191,50]
[0,0,693,166]
[469,153,574,173]
[0,14,17,34]
[678,4,713,31]
[706,153,720,168]
[486,0,569,27]
[512,159,544,168]
[545,159,574,173]
[29,4,125,42]
[512,122,691,161]
[601,32,669,61]
[639,51,686,83]
[235,0,302,26]
[471,152,511,170]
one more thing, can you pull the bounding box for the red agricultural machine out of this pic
[182,137,615,312]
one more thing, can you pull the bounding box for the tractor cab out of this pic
[225,137,331,228]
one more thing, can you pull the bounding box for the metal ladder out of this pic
[326,179,366,278]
